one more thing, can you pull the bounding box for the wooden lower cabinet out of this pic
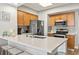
[67,35,75,49]
[48,33,53,37]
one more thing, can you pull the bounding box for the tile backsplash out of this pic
[67,27,76,34]
[48,26,76,34]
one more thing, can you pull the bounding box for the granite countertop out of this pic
[0,35,67,53]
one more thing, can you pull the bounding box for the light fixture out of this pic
[39,3,52,7]
[10,3,19,7]
[9,3,24,7]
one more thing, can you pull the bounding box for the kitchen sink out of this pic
[33,36,46,39]
[31,35,47,39]
[26,34,46,39]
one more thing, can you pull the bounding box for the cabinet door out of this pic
[49,16,52,26]
[49,16,55,26]
[67,35,75,49]
[31,15,38,20]
[55,14,66,21]
[67,13,75,26]
[61,14,67,20]
[56,15,62,20]
[24,13,31,26]
[17,11,24,26]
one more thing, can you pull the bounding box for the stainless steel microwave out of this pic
[55,21,67,26]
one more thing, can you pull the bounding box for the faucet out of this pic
[2,31,8,36]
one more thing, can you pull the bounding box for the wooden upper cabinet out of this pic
[31,15,38,20]
[56,15,62,20]
[55,14,66,21]
[17,10,38,26]
[49,16,55,26]
[17,11,24,26]
[60,14,66,20]
[49,16,52,26]
[24,13,31,26]
[48,12,75,27]
[66,13,75,26]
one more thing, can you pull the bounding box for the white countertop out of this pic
[67,33,76,35]
[0,35,67,53]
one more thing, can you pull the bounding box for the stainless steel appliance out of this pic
[53,20,68,38]
[55,20,67,26]
[53,29,68,38]
[30,20,44,36]
[30,20,37,35]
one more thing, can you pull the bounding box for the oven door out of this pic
[53,33,66,38]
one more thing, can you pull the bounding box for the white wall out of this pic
[75,11,79,47]
[18,6,38,15]
[0,4,17,35]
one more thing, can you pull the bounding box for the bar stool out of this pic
[18,51,31,55]
[1,45,13,55]
[0,42,8,55]
[8,48,23,55]
[0,45,5,55]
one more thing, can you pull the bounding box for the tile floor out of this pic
[0,46,79,55]
[66,48,79,55]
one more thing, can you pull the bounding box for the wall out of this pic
[75,11,79,47]
[18,6,38,15]
[0,3,17,35]
[38,3,79,48]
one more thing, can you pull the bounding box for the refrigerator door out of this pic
[37,20,44,35]
[30,20,37,35]
[30,20,44,35]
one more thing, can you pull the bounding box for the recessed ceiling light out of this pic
[39,3,52,7]
[9,3,24,7]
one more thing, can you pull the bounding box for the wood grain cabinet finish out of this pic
[24,13,31,26]
[17,11,24,26]
[56,15,63,20]
[49,12,75,27]
[49,16,55,26]
[60,14,66,20]
[66,13,75,26]
[17,10,38,26]
[67,35,75,49]
[31,15,38,20]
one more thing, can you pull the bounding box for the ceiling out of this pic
[21,3,69,12]
[8,3,69,12]
[8,3,24,7]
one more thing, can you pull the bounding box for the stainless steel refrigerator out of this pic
[30,20,44,35]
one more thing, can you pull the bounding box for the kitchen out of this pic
[0,3,79,55]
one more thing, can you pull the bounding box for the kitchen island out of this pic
[0,35,67,55]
